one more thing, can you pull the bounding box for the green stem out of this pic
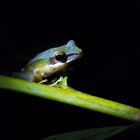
[0,75,140,122]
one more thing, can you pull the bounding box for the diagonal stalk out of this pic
[0,75,140,122]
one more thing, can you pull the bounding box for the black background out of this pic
[0,1,140,139]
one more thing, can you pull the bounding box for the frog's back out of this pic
[27,48,57,65]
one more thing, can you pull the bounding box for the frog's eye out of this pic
[54,51,67,63]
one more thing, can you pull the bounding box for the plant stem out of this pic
[0,75,140,122]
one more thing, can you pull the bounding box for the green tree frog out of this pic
[14,40,82,86]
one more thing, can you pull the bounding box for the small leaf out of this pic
[56,76,68,89]
[43,125,128,140]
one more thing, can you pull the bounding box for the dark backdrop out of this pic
[0,1,140,140]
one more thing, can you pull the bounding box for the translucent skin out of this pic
[16,40,82,83]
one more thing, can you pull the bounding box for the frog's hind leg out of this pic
[12,72,34,82]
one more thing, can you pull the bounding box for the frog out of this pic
[14,40,82,87]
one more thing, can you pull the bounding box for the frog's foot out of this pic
[38,79,48,84]
[49,76,63,86]
[38,76,68,88]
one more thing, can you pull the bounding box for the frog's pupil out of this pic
[55,53,67,63]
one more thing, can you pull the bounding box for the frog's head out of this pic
[49,40,82,65]
[43,40,82,76]
[26,40,82,76]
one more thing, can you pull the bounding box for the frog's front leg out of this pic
[33,68,67,87]
[39,76,64,86]
[33,68,61,86]
[38,72,49,84]
[33,68,47,83]
[49,76,63,86]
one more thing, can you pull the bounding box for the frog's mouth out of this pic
[67,52,83,63]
